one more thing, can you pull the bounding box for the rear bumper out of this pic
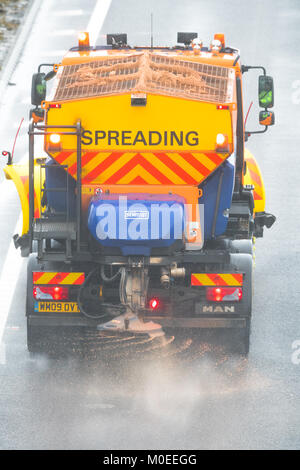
[142,316,246,328]
[28,313,247,329]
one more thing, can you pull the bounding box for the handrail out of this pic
[28,119,82,255]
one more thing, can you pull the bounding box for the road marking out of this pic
[87,0,112,46]
[0,213,24,347]
[0,342,6,365]
[53,10,86,17]
[49,29,76,37]
[0,0,112,349]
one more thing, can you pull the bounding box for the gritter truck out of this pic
[2,32,276,354]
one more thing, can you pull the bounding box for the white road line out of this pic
[0,213,24,349]
[53,10,86,17]
[87,0,112,46]
[0,0,112,350]
[48,29,76,37]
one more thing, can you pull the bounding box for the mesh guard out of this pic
[54,51,235,103]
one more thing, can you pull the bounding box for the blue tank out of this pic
[87,193,186,256]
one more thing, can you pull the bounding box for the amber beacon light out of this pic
[78,31,90,49]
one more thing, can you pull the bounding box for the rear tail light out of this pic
[149,298,160,310]
[206,287,242,302]
[33,286,69,301]
[216,104,229,110]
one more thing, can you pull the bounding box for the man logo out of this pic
[202,305,235,313]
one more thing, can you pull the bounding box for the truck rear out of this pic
[3,32,276,354]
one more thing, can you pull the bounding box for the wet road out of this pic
[0,0,299,450]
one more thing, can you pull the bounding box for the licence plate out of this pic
[34,302,80,313]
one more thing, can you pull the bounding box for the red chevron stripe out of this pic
[205,152,224,165]
[21,175,40,218]
[104,154,174,184]
[129,175,148,185]
[248,168,261,186]
[253,190,263,200]
[184,153,212,178]
[47,272,70,284]
[55,151,74,164]
[33,272,44,284]
[83,151,124,183]
[73,273,85,285]
[155,153,198,184]
[231,273,243,284]
[69,151,99,176]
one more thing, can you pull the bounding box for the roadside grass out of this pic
[0,0,29,70]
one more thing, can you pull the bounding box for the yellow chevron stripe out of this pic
[191,152,216,171]
[247,160,261,177]
[140,153,186,184]
[59,273,83,285]
[56,152,77,169]
[35,272,57,284]
[166,152,205,180]
[95,152,136,183]
[218,274,243,286]
[192,274,216,286]
[81,152,112,178]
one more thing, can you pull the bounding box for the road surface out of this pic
[0,0,299,450]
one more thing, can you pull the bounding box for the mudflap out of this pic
[26,254,88,353]
[229,253,253,355]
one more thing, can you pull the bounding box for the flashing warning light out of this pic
[49,133,61,144]
[214,33,225,48]
[216,133,229,152]
[149,298,160,310]
[216,133,226,145]
[206,287,242,302]
[78,31,90,49]
[210,39,222,54]
[33,286,69,301]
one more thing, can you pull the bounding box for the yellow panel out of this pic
[244,148,266,213]
[46,93,233,153]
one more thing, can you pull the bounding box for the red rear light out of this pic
[49,103,61,109]
[149,298,160,310]
[33,286,69,300]
[206,287,242,302]
[216,104,229,110]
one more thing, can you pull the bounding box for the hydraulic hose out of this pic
[77,267,125,320]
